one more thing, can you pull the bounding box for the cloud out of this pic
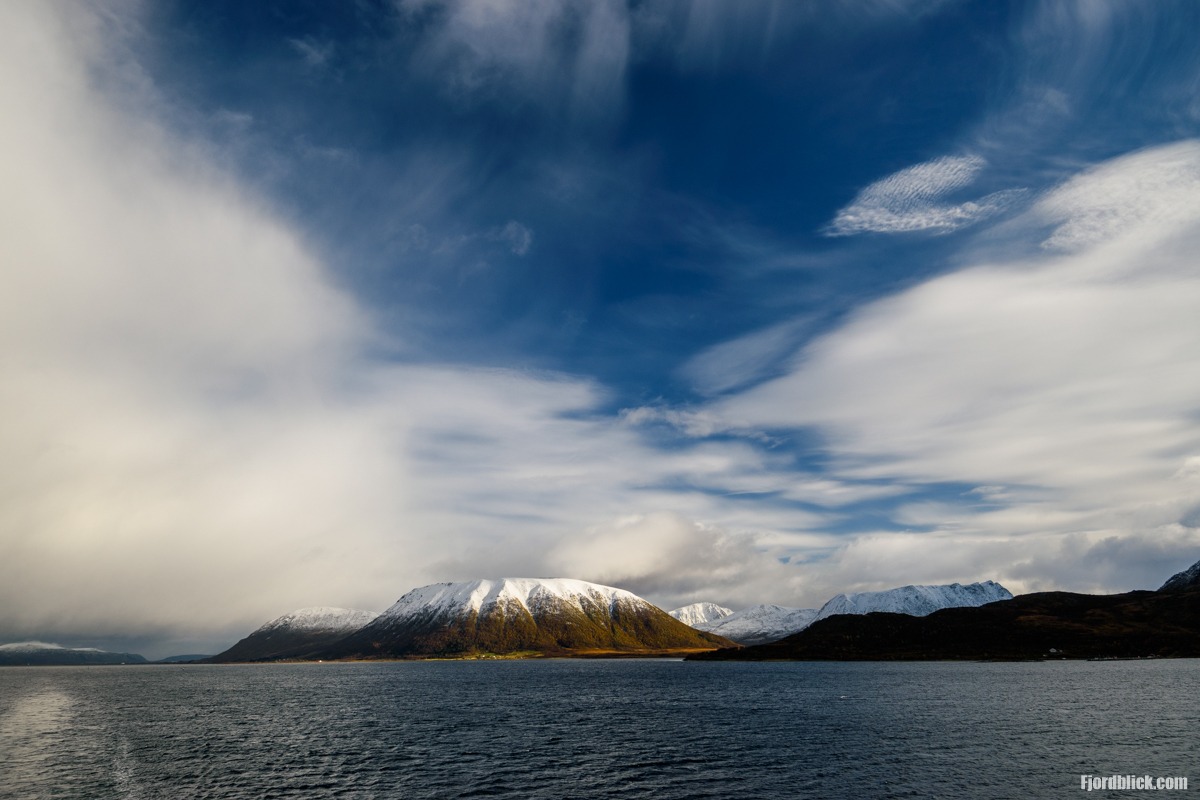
[717,140,1200,591]
[396,0,951,120]
[487,220,533,256]
[397,0,630,120]
[634,0,957,72]
[826,154,1024,236]
[679,319,809,396]
[289,37,334,68]
[619,406,734,439]
[547,512,805,609]
[1035,141,1200,251]
[0,1,410,647]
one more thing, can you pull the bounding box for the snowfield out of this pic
[253,607,380,634]
[669,602,734,627]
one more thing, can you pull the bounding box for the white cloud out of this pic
[0,1,410,644]
[827,154,1024,236]
[679,319,807,395]
[619,406,732,439]
[719,140,1200,591]
[1035,142,1200,251]
[547,512,806,609]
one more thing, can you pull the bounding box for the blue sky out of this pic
[4,0,1200,657]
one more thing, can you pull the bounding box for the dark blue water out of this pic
[0,659,1195,799]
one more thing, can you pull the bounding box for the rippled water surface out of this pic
[0,659,1196,799]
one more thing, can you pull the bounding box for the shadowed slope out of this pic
[0,643,148,666]
[210,607,379,663]
[689,589,1200,661]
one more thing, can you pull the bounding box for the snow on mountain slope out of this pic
[377,578,642,621]
[252,607,379,634]
[1159,558,1200,591]
[669,603,734,627]
[694,605,819,646]
[689,581,1012,646]
[0,641,97,652]
[323,578,733,658]
[812,581,1013,624]
[211,606,379,663]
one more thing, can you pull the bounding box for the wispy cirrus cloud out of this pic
[396,0,631,120]
[826,154,1024,236]
[678,319,811,396]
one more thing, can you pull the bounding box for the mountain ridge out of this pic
[1159,558,1200,592]
[210,606,379,663]
[316,578,732,659]
[680,581,1012,645]
[668,602,733,627]
[689,588,1200,661]
[0,641,148,666]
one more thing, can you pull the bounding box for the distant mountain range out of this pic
[673,581,1012,645]
[0,642,147,666]
[691,559,1200,661]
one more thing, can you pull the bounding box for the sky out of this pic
[4,0,1200,659]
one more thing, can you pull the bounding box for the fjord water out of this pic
[1,661,1195,799]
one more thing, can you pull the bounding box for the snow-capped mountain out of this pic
[321,578,732,659]
[211,606,379,662]
[257,607,379,633]
[1159,557,1200,592]
[692,605,819,646]
[811,581,1013,624]
[685,581,1013,646]
[0,641,148,666]
[669,602,734,627]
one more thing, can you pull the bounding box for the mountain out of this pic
[0,642,148,666]
[319,578,733,659]
[811,581,1012,624]
[683,582,1011,646]
[1159,558,1200,591]
[669,602,734,627]
[154,654,214,664]
[693,605,819,646]
[689,588,1200,661]
[210,607,379,663]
